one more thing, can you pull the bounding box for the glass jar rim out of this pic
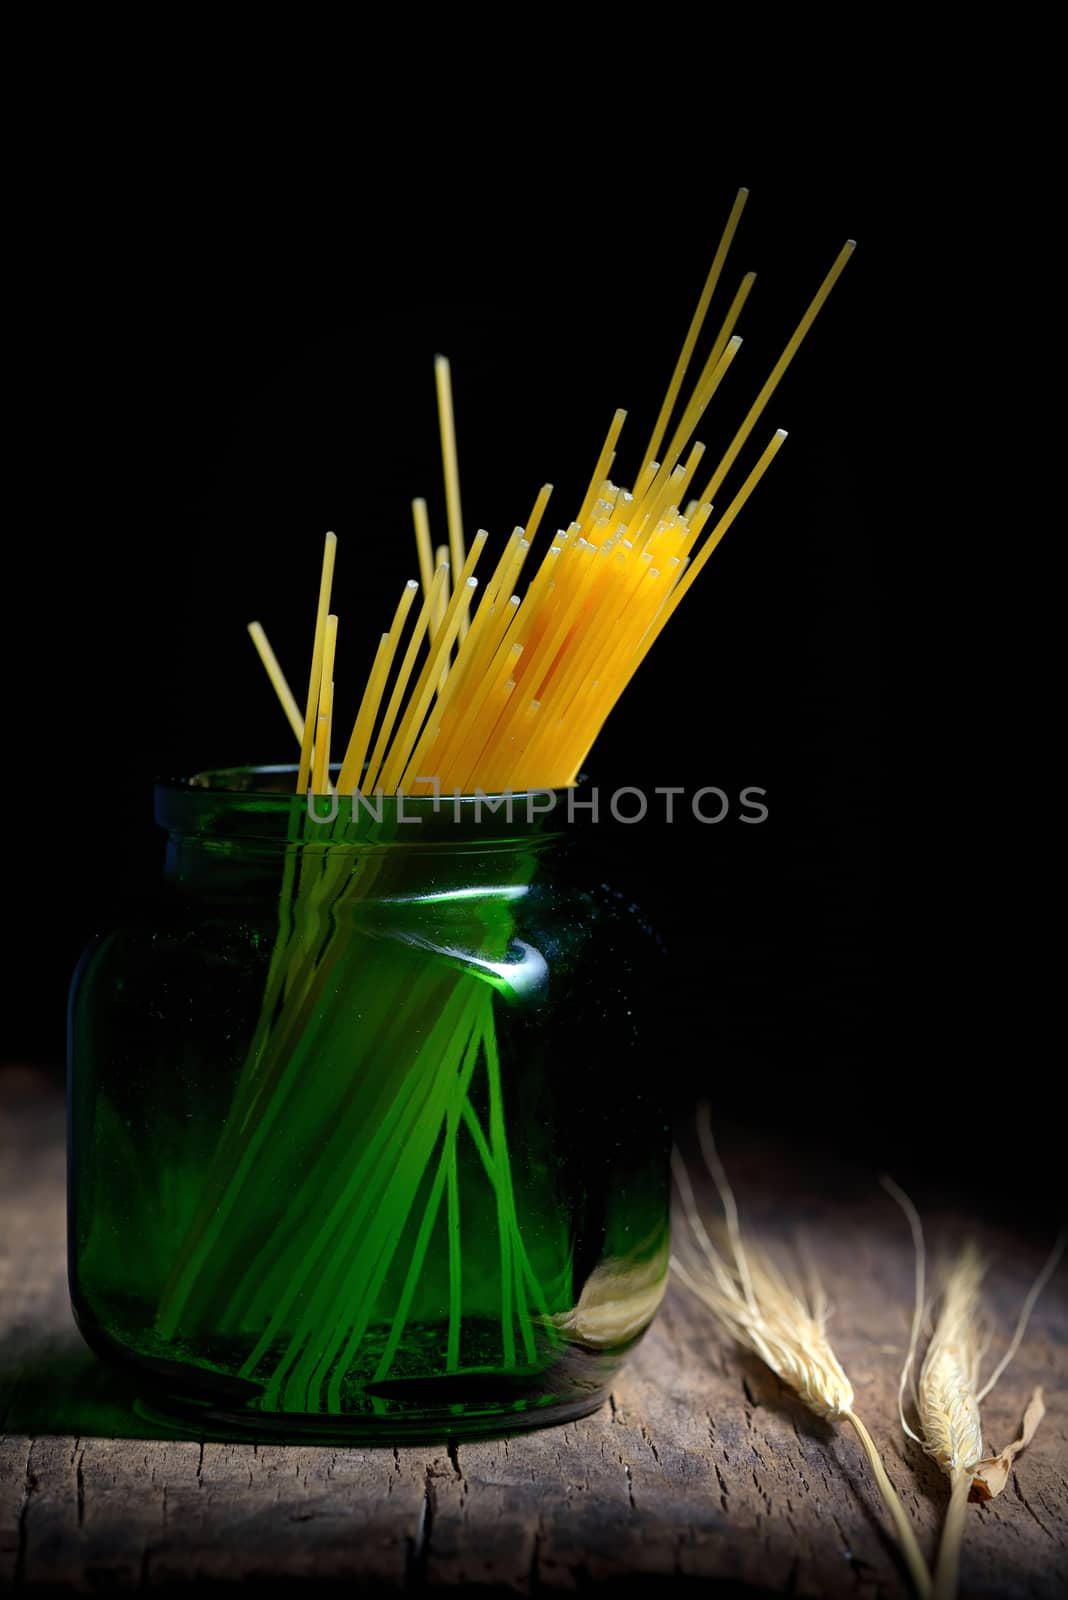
[155,765,577,850]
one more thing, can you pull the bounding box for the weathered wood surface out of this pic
[2,1067,1065,1596]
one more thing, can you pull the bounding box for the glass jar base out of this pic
[133,1386,612,1445]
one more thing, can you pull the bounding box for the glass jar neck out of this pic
[156,768,570,899]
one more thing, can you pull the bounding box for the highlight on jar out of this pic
[68,188,854,1441]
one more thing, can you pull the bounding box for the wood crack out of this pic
[1013,1469,1058,1543]
[15,1442,37,1586]
[528,1525,542,1593]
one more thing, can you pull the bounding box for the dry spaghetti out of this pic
[248,190,854,796]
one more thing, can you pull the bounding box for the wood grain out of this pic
[2,1068,1065,1595]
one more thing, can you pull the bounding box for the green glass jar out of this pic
[68,766,671,1441]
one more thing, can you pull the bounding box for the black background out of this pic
[5,110,1043,1237]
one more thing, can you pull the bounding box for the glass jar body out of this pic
[68,771,671,1440]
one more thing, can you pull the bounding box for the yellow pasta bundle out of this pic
[247,190,854,797]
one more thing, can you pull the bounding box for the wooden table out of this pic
[2,1068,1065,1596]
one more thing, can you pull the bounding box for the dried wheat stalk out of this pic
[884,1179,1064,1600]
[671,1110,932,1600]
